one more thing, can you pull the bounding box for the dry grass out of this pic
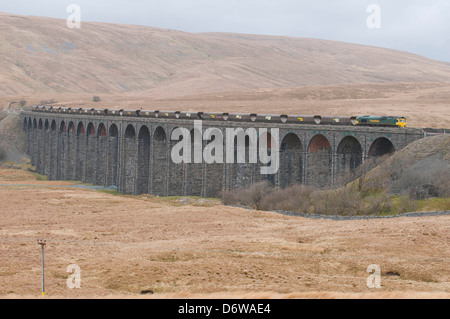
[2,12,450,98]
[4,81,450,129]
[0,168,448,299]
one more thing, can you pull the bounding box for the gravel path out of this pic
[273,210,450,220]
[229,204,449,220]
[0,183,110,190]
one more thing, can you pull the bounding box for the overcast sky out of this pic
[1,0,449,62]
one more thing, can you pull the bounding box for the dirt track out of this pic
[0,169,448,298]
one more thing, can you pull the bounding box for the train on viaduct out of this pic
[21,106,424,197]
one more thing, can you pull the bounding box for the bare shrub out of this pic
[92,96,101,102]
[260,185,315,213]
[221,190,240,206]
[433,170,450,197]
[221,181,271,210]
[397,196,418,214]
[311,186,362,215]
[39,99,57,105]
[247,181,271,210]
[356,174,389,197]
[335,156,388,188]
[362,192,393,215]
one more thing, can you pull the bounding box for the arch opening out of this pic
[106,124,119,188]
[168,127,185,196]
[369,137,395,157]
[97,123,107,137]
[123,124,137,194]
[186,128,203,196]
[137,126,150,195]
[307,134,332,189]
[280,133,303,188]
[152,126,167,196]
[336,136,363,177]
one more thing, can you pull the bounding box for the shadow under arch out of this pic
[336,136,363,177]
[85,123,96,184]
[75,122,85,181]
[137,125,150,195]
[122,124,137,194]
[307,134,332,189]
[280,133,303,188]
[186,128,203,196]
[369,137,395,158]
[106,123,119,188]
[152,126,167,196]
[95,123,108,186]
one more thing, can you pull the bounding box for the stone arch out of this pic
[152,126,167,196]
[231,131,254,190]
[43,119,51,176]
[125,124,136,138]
[50,120,57,132]
[57,121,67,180]
[75,122,85,181]
[168,127,185,196]
[48,120,57,180]
[186,128,203,196]
[336,136,363,177]
[85,123,96,184]
[203,127,224,198]
[97,123,107,137]
[257,131,277,187]
[109,124,118,137]
[87,123,95,136]
[36,119,44,173]
[307,134,332,188]
[123,124,137,194]
[66,121,76,180]
[137,125,150,195]
[77,122,85,135]
[68,122,75,133]
[23,117,30,159]
[60,121,67,133]
[28,119,36,165]
[106,123,119,187]
[368,137,395,158]
[280,133,303,188]
[93,123,108,186]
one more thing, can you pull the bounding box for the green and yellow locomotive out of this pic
[355,116,407,128]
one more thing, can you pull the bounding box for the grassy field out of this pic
[0,167,448,299]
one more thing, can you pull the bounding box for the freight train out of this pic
[32,106,407,128]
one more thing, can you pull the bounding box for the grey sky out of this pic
[1,0,449,62]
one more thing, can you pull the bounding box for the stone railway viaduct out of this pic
[21,107,424,197]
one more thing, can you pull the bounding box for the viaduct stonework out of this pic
[22,107,424,197]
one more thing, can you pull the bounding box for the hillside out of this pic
[362,134,450,198]
[1,12,450,98]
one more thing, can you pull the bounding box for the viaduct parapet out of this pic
[21,107,424,197]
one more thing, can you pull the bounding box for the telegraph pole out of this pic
[37,239,46,296]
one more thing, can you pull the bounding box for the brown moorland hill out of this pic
[5,81,449,128]
[1,12,450,98]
